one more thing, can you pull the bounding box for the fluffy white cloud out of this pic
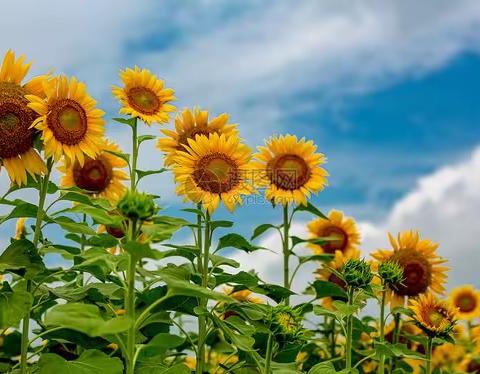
[231,145,480,296]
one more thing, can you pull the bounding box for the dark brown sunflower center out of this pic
[127,87,160,115]
[456,293,477,313]
[106,225,125,239]
[390,248,432,297]
[47,99,88,145]
[193,153,239,194]
[320,226,348,254]
[73,158,112,193]
[0,83,37,159]
[268,154,310,190]
[467,360,480,373]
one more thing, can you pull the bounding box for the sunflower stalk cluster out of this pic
[0,49,475,374]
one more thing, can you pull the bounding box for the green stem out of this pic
[197,211,211,374]
[264,332,273,374]
[345,287,355,370]
[130,118,138,191]
[389,312,401,373]
[20,159,53,374]
[378,286,387,374]
[79,213,87,287]
[126,219,137,374]
[330,318,336,358]
[282,204,290,305]
[425,337,433,374]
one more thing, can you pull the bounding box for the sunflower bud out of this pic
[271,305,304,339]
[117,191,157,221]
[342,259,373,289]
[378,260,404,288]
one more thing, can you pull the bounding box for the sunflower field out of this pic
[0,49,479,374]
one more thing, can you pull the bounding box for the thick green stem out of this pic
[197,211,211,374]
[389,312,401,372]
[330,318,336,358]
[20,159,53,374]
[425,337,433,374]
[264,332,273,374]
[130,118,138,191]
[282,204,290,305]
[126,220,137,374]
[378,286,387,374]
[345,287,355,370]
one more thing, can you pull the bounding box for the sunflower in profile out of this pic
[0,50,48,185]
[157,107,238,166]
[252,134,328,206]
[315,249,360,308]
[448,285,480,321]
[409,293,457,337]
[173,133,254,213]
[58,141,128,203]
[112,66,175,125]
[26,75,105,165]
[371,230,448,307]
[307,210,360,256]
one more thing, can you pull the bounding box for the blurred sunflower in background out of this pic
[58,140,128,203]
[252,134,328,206]
[307,210,360,256]
[27,75,105,165]
[449,285,480,321]
[0,50,48,185]
[157,107,238,166]
[410,293,457,336]
[173,133,254,213]
[223,286,264,304]
[371,230,448,307]
[112,66,175,125]
[458,355,480,374]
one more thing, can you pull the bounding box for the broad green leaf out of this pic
[136,168,168,181]
[251,223,277,240]
[331,300,359,317]
[54,216,96,235]
[37,349,123,374]
[136,362,190,374]
[216,233,263,253]
[45,303,130,336]
[65,204,121,225]
[0,239,45,278]
[210,254,240,268]
[210,220,234,230]
[47,283,124,302]
[0,202,50,224]
[73,248,122,280]
[293,202,327,219]
[214,271,260,287]
[0,283,33,329]
[138,134,157,144]
[298,254,333,264]
[123,241,160,260]
[311,280,347,300]
[147,333,185,349]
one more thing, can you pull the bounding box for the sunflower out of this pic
[371,230,448,307]
[157,107,238,166]
[315,249,360,308]
[307,210,360,256]
[432,342,465,371]
[448,285,480,321]
[15,217,27,239]
[409,293,457,336]
[0,50,48,185]
[252,134,328,206]
[26,75,105,165]
[173,133,254,213]
[223,286,263,304]
[112,66,175,125]
[458,355,480,374]
[58,140,128,203]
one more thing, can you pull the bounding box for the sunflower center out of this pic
[268,154,310,190]
[73,158,112,193]
[0,84,37,159]
[390,248,432,297]
[47,99,88,145]
[320,226,348,254]
[275,312,297,334]
[467,360,480,373]
[127,87,160,115]
[456,293,477,313]
[193,153,239,194]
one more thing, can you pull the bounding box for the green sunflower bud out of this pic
[342,259,373,289]
[271,305,304,339]
[378,260,404,288]
[117,190,157,221]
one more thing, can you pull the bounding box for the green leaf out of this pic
[0,283,33,329]
[210,254,240,268]
[293,202,327,219]
[54,216,96,235]
[136,168,168,181]
[136,362,190,374]
[0,202,48,224]
[298,254,333,264]
[141,216,188,242]
[0,239,45,278]
[73,248,122,280]
[331,300,359,317]
[251,223,277,240]
[210,220,234,230]
[58,191,96,206]
[37,350,123,374]
[123,241,160,260]
[65,204,120,225]
[147,333,185,349]
[311,280,347,300]
[105,149,130,163]
[216,233,263,253]
[113,117,136,127]
[138,134,157,144]
[45,303,131,337]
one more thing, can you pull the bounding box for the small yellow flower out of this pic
[112,66,176,125]
[449,285,480,321]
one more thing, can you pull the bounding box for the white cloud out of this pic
[231,145,480,297]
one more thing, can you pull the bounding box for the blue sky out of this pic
[1,0,480,289]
